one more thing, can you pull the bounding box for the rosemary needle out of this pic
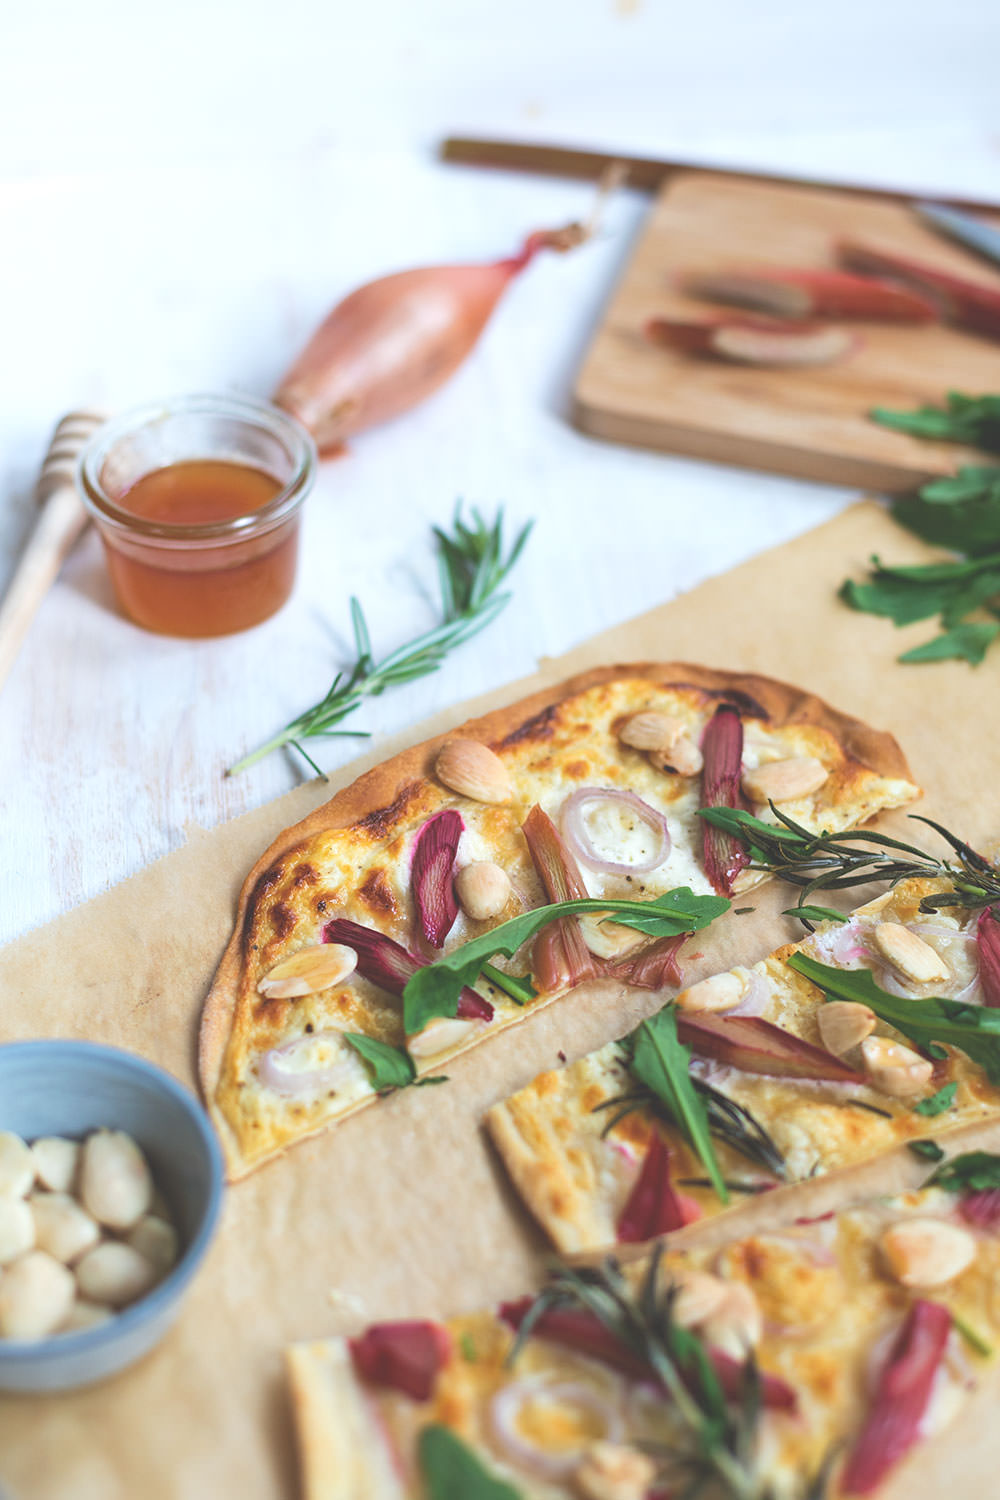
[228,506,533,777]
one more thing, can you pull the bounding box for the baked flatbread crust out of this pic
[200,664,918,1178]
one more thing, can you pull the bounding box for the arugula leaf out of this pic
[871,393,1000,453]
[401,888,729,1034]
[783,905,850,925]
[842,393,1000,665]
[893,482,1000,558]
[787,954,1000,1084]
[913,1081,958,1116]
[626,1007,729,1204]
[899,622,1000,665]
[344,1033,416,1091]
[418,1424,522,1499]
[929,1150,1000,1193]
[840,554,1000,627]
[908,1139,945,1162]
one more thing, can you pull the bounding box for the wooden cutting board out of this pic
[572,172,1000,490]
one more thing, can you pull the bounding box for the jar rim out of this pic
[77,393,317,544]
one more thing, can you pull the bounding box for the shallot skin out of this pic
[274,229,581,453]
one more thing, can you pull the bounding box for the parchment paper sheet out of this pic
[3,500,1000,1500]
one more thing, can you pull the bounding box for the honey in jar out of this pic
[78,395,316,639]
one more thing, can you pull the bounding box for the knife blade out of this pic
[915,201,1000,271]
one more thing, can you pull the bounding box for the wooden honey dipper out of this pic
[0,409,107,693]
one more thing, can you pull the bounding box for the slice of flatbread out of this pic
[200,663,917,1178]
[288,1156,1000,1498]
[487,875,1000,1255]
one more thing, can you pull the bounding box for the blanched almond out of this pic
[31,1137,80,1194]
[742,757,828,804]
[127,1215,179,1275]
[670,1270,730,1328]
[619,711,685,753]
[0,1132,34,1198]
[701,1282,762,1358]
[574,1441,656,1500]
[257,943,358,999]
[31,1193,100,1266]
[650,735,703,777]
[0,1251,75,1340]
[872,923,949,984]
[406,1016,478,1060]
[434,739,511,804]
[75,1243,157,1307]
[80,1130,153,1232]
[816,1001,876,1056]
[455,861,512,921]
[60,1299,114,1333]
[860,1035,934,1096]
[675,970,747,1013]
[0,1197,35,1265]
[882,1218,976,1288]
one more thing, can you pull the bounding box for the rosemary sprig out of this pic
[697,806,1000,919]
[596,1074,786,1181]
[228,506,532,776]
[508,1253,769,1499]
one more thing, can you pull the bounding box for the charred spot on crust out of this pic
[500,705,557,748]
[665,682,770,722]
[270,902,296,940]
[357,783,420,839]
[357,867,399,918]
[242,865,283,948]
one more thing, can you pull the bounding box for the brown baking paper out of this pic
[4,498,1000,1500]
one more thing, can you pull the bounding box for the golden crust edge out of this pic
[286,1340,404,1500]
[199,661,918,1177]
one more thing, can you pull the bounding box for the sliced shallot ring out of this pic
[560,787,671,876]
[489,1377,623,1480]
[874,926,979,1002]
[726,970,770,1018]
[257,1031,364,1097]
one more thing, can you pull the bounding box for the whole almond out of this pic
[455,862,512,922]
[650,735,703,777]
[860,1036,933,1097]
[816,1001,876,1056]
[434,739,511,804]
[882,1218,975,1288]
[742,757,828,804]
[258,943,358,999]
[872,923,949,984]
[670,1270,730,1328]
[619,711,685,753]
[676,970,747,1013]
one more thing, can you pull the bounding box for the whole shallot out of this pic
[274,222,589,452]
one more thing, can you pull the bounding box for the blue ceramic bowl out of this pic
[0,1041,224,1393]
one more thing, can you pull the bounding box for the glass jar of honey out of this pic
[78,394,316,638]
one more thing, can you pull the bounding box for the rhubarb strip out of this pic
[700,705,750,897]
[839,240,1000,342]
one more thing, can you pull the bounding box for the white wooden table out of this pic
[1,0,997,946]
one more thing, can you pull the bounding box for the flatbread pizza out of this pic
[199,664,918,1178]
